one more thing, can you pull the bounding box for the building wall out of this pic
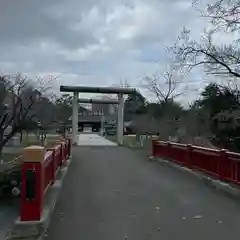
[92,103,111,116]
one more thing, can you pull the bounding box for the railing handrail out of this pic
[44,150,53,161]
[20,138,71,222]
[152,140,240,185]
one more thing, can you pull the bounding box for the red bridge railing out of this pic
[152,140,240,185]
[20,138,71,222]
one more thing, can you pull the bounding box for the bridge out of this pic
[39,134,240,240]
[42,133,240,240]
[7,132,240,240]
[6,85,240,240]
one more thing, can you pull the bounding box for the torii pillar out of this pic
[117,94,124,145]
[72,92,79,145]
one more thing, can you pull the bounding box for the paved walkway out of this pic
[77,133,117,146]
[45,144,240,240]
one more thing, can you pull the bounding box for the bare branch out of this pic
[204,0,240,32]
[0,73,55,154]
[172,28,240,79]
[143,63,187,103]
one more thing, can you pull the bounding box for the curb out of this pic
[6,156,73,240]
[150,156,240,200]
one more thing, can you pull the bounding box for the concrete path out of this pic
[45,146,240,240]
[77,133,117,146]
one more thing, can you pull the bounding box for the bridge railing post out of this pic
[219,149,228,181]
[67,138,71,157]
[152,139,157,157]
[187,144,192,168]
[47,147,57,185]
[56,140,65,166]
[167,141,171,160]
[20,146,45,221]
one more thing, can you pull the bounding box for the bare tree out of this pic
[0,74,54,158]
[172,27,240,78]
[143,63,187,103]
[203,0,240,32]
[173,0,240,80]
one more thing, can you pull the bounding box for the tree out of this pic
[143,63,187,104]
[202,0,240,32]
[173,0,240,79]
[34,96,56,126]
[170,0,240,148]
[189,82,240,150]
[173,28,240,78]
[124,92,146,121]
[199,82,240,115]
[0,74,53,158]
[54,94,90,133]
[54,94,73,127]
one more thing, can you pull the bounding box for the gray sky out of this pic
[0,0,209,103]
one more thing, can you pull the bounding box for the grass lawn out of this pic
[1,153,20,163]
[105,135,117,142]
[20,134,62,148]
[106,135,140,147]
[1,134,63,162]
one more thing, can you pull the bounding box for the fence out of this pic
[20,138,71,221]
[152,140,240,185]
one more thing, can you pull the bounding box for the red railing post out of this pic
[167,141,171,159]
[152,139,157,157]
[56,141,64,166]
[219,149,228,181]
[47,148,56,185]
[68,138,71,157]
[57,139,68,165]
[69,138,71,155]
[20,146,45,221]
[52,148,57,183]
[64,140,67,162]
[187,144,192,168]
[63,140,67,164]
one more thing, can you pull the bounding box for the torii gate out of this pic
[60,85,136,145]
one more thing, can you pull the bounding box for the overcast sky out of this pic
[0,0,210,103]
